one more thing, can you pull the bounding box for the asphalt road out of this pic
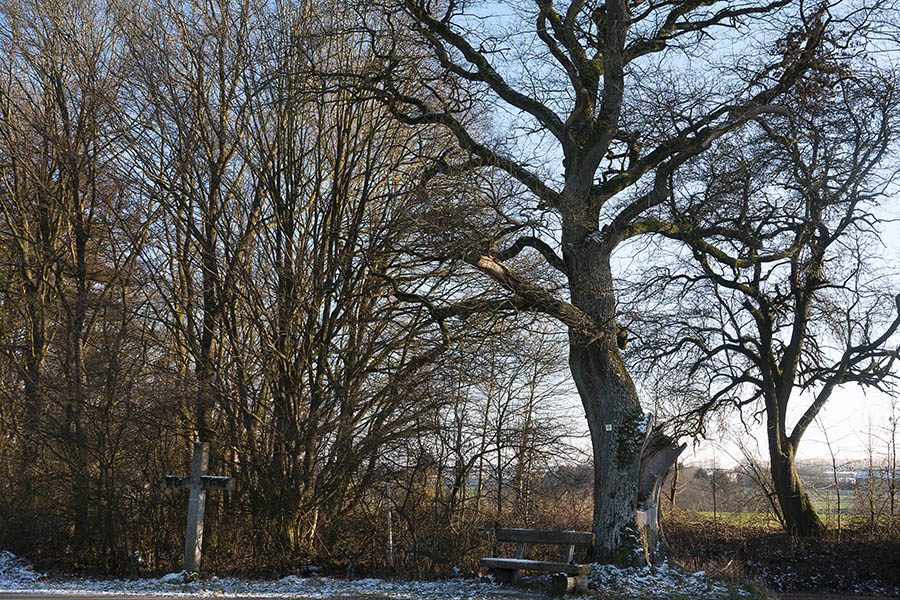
[0,596,197,600]
[2,593,896,600]
[0,593,546,600]
[1,596,181,600]
[0,596,395,600]
[777,596,895,600]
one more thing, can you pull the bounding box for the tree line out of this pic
[0,0,584,572]
[1,0,899,574]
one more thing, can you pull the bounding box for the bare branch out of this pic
[492,236,568,275]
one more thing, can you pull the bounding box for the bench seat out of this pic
[481,527,594,593]
[480,557,590,575]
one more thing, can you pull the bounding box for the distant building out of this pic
[820,470,857,489]
[855,469,897,482]
[854,469,897,495]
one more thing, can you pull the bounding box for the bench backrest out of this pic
[495,528,593,546]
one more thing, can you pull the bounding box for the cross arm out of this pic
[200,475,235,491]
[164,475,192,489]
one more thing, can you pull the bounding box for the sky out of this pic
[683,220,900,468]
[682,387,899,468]
[454,1,900,469]
[559,183,900,470]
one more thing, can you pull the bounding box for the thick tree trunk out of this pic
[769,440,824,537]
[570,341,646,564]
[565,226,647,563]
[766,397,824,537]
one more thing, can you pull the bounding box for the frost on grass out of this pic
[1,550,754,599]
[0,552,510,600]
[0,550,41,586]
[0,573,519,599]
[584,561,749,599]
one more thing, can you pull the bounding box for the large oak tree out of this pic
[361,0,874,561]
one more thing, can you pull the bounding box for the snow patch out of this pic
[0,552,509,599]
[160,571,201,584]
[1,551,755,599]
[585,561,734,598]
[0,550,41,586]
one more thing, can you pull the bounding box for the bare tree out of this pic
[818,416,842,539]
[118,0,266,444]
[120,0,475,557]
[888,398,898,517]
[359,0,845,561]
[0,0,160,562]
[626,65,900,536]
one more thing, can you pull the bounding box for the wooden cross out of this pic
[165,442,234,572]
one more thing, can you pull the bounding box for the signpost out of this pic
[165,442,234,572]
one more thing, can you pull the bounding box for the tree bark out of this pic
[768,428,824,537]
[570,339,646,563]
[564,229,647,562]
[636,429,686,564]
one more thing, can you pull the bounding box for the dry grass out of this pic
[663,507,900,595]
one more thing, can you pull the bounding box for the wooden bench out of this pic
[480,528,593,593]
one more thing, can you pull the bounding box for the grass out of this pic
[806,488,857,515]
[694,487,889,525]
[695,510,896,530]
[695,511,780,527]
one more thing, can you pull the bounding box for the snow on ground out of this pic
[0,552,41,587]
[586,562,747,598]
[0,551,752,599]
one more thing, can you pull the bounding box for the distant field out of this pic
[690,488,885,525]
[693,495,897,529]
[694,511,781,527]
[690,510,892,530]
[808,488,857,515]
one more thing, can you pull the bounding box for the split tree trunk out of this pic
[563,207,686,564]
[569,341,646,564]
[636,429,686,564]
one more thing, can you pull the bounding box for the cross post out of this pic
[165,442,234,572]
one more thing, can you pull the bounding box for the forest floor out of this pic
[1,550,765,600]
[8,511,900,600]
[665,509,900,598]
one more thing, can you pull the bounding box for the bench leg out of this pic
[493,568,518,585]
[551,575,588,594]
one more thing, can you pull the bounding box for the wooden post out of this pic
[385,481,393,568]
[165,442,234,572]
[551,575,588,594]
